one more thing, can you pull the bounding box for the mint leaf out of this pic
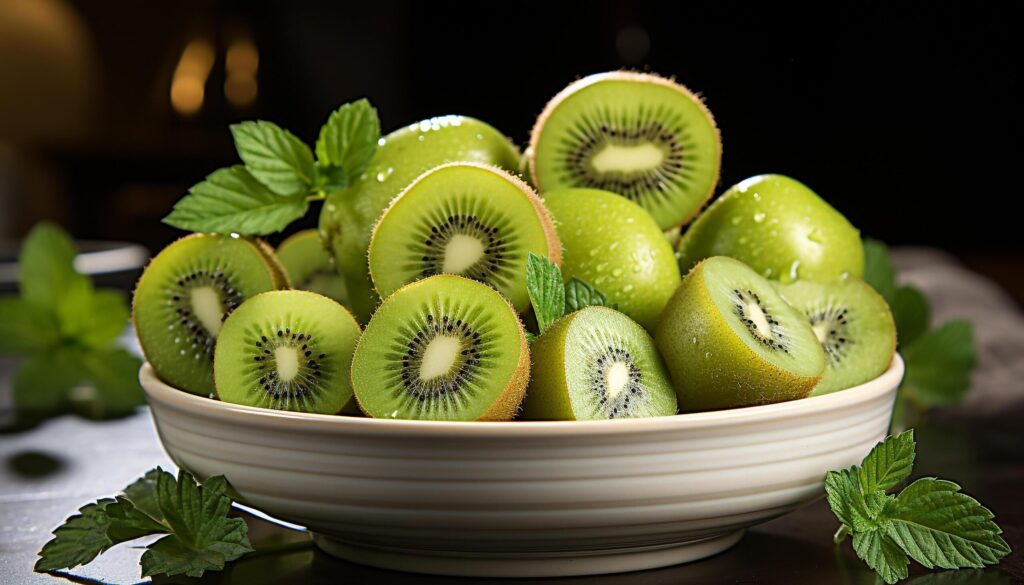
[858,430,916,493]
[314,163,349,193]
[891,285,930,348]
[902,320,976,407]
[18,222,89,314]
[526,253,565,333]
[564,278,617,312]
[164,166,308,235]
[76,347,144,418]
[0,297,60,353]
[825,467,877,533]
[863,239,896,303]
[852,530,909,584]
[12,350,82,418]
[139,469,253,578]
[231,121,315,195]
[315,99,381,181]
[60,289,130,349]
[883,478,1010,570]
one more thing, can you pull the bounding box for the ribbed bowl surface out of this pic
[142,356,903,577]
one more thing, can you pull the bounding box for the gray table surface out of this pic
[2,250,1022,584]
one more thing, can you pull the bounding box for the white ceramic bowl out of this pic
[141,355,903,578]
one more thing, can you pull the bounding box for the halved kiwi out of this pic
[277,229,348,305]
[368,162,560,313]
[655,256,825,411]
[214,290,361,413]
[776,278,896,395]
[523,306,677,420]
[319,116,522,322]
[529,71,721,230]
[351,274,529,421]
[133,234,283,395]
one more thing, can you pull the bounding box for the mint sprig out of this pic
[0,223,143,425]
[163,99,381,235]
[526,252,617,334]
[36,468,254,579]
[827,431,1010,583]
[862,240,977,409]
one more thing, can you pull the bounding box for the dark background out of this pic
[0,1,1018,294]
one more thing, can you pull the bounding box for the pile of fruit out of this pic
[132,71,896,421]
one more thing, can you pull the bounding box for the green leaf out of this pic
[75,347,145,418]
[892,285,930,348]
[882,478,1010,570]
[852,530,910,584]
[902,320,976,407]
[164,166,309,235]
[858,430,916,493]
[863,239,896,303]
[315,99,381,180]
[18,222,89,314]
[0,297,60,353]
[12,351,83,418]
[231,121,315,195]
[526,253,565,333]
[121,469,166,524]
[139,469,253,578]
[35,497,164,572]
[60,289,130,349]
[825,467,878,533]
[564,278,617,313]
[314,163,349,193]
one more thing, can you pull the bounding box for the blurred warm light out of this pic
[170,39,215,117]
[225,38,258,109]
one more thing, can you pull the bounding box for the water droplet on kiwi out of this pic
[807,229,823,244]
[731,216,742,226]
[625,217,635,223]
[376,167,394,183]
[609,242,620,251]
[475,133,484,140]
[753,212,766,223]
[786,260,801,283]
[589,249,600,257]
[738,236,749,245]
[752,192,761,201]
[377,137,387,147]
[622,284,634,293]
[704,351,713,359]
[612,268,623,277]
[691,336,698,344]
[417,135,425,142]
[595,262,608,272]
[762,267,773,277]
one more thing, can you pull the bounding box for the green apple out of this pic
[678,174,864,283]
[318,116,521,322]
[542,188,681,331]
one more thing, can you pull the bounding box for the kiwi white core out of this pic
[442,234,485,274]
[745,299,773,338]
[811,321,830,345]
[274,346,300,381]
[604,361,631,401]
[591,143,664,173]
[190,286,224,337]
[419,335,461,381]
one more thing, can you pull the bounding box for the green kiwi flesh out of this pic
[133,234,282,395]
[541,188,680,331]
[776,278,896,395]
[655,256,825,411]
[214,290,361,413]
[351,274,529,421]
[678,174,864,282]
[523,306,677,420]
[319,116,522,323]
[369,162,560,313]
[529,71,721,230]
[277,229,348,306]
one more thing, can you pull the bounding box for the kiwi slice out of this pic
[655,256,825,411]
[276,229,348,305]
[368,162,559,313]
[252,238,292,289]
[351,274,529,421]
[319,116,522,322]
[213,290,361,413]
[776,278,896,395]
[529,71,721,230]
[523,306,677,420]
[133,234,283,395]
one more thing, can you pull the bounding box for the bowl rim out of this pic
[141,354,903,437]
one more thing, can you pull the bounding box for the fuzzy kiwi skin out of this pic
[678,174,864,283]
[368,161,562,305]
[542,188,678,332]
[528,70,722,230]
[319,117,522,323]
[655,259,823,411]
[253,238,292,289]
[350,274,530,421]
